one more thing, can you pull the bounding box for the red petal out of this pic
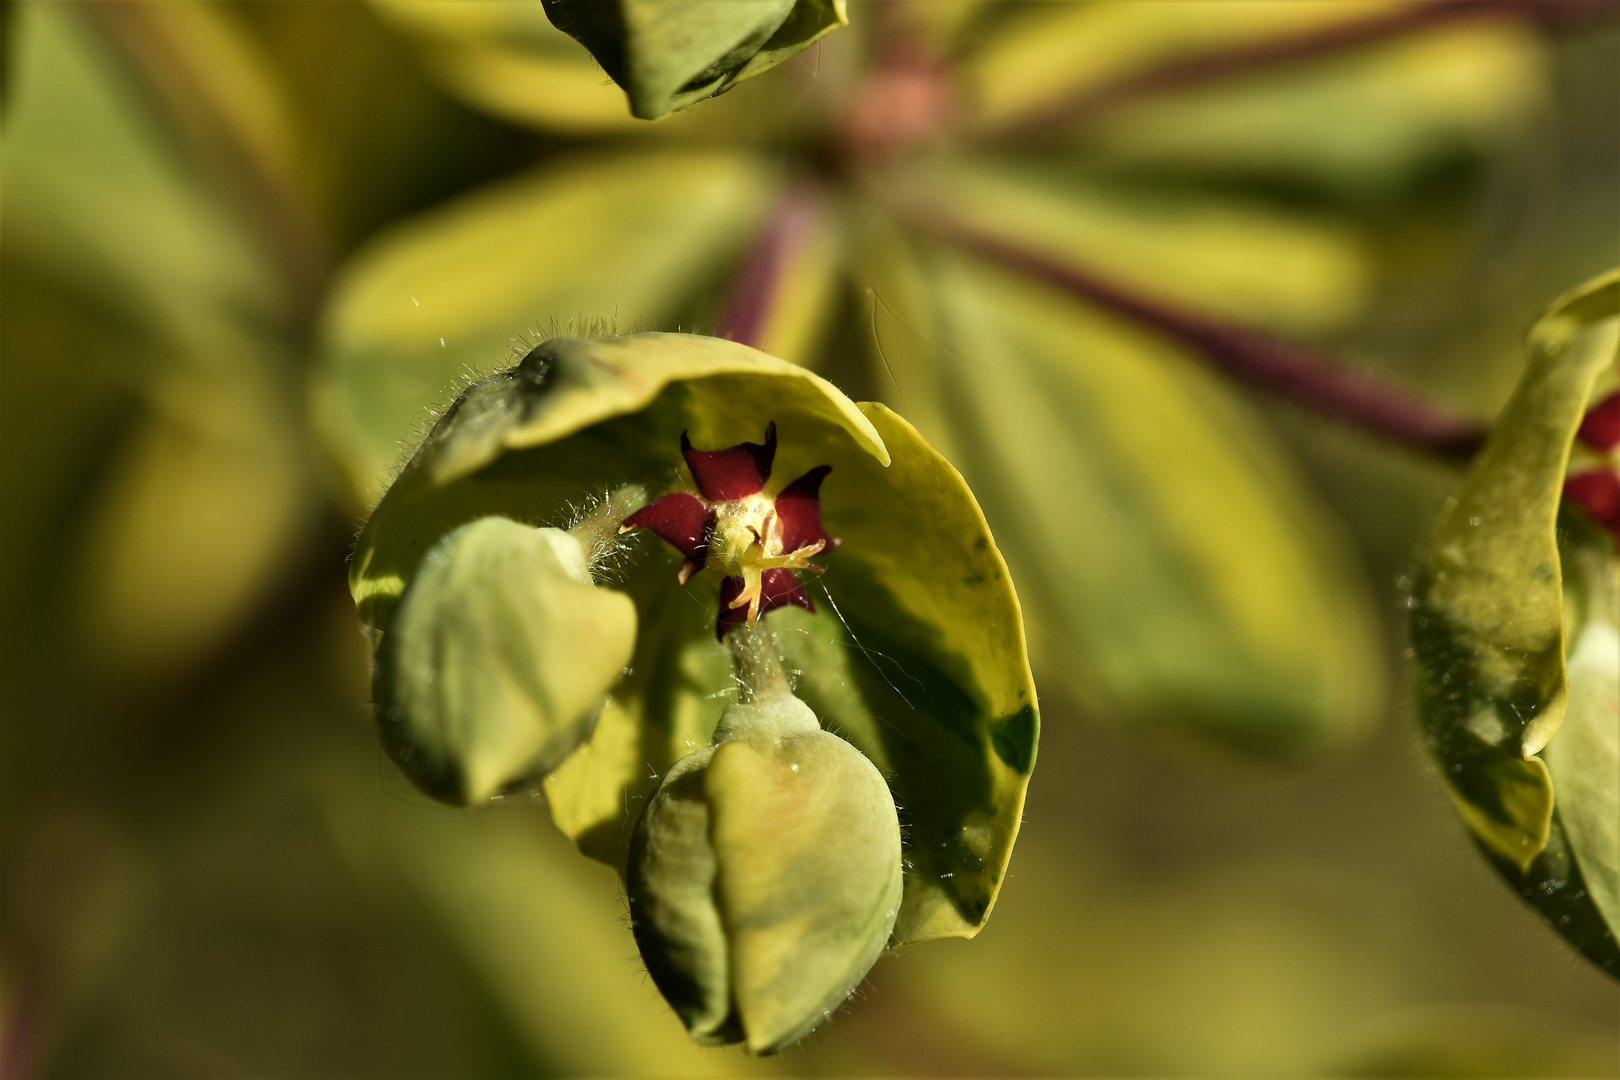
[683,422,776,502]
[715,569,816,640]
[1578,391,1620,451]
[774,464,838,553]
[1564,468,1620,539]
[622,492,714,564]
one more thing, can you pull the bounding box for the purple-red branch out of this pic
[932,221,1488,457]
[715,186,823,349]
[978,0,1620,144]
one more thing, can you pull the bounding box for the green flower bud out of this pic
[541,0,847,119]
[374,515,637,805]
[628,689,902,1053]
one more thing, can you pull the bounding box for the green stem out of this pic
[565,484,647,574]
[909,213,1488,460]
[728,623,792,703]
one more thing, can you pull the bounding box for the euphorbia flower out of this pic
[620,422,840,637]
[344,333,1039,1050]
[1564,467,1620,540]
[1564,390,1620,540]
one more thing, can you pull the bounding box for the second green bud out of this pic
[629,690,902,1054]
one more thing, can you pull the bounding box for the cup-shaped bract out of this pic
[373,516,637,804]
[349,333,1036,954]
[629,691,902,1054]
[1411,268,1620,978]
[541,0,846,119]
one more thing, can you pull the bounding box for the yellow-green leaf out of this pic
[2,1,312,683]
[885,155,1371,335]
[853,218,1381,751]
[961,0,1389,136]
[1072,20,1546,200]
[1412,267,1619,977]
[369,0,639,132]
[1412,270,1618,869]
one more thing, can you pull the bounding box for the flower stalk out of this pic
[728,622,792,704]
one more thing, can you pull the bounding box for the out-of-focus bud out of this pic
[541,0,847,119]
[373,516,637,805]
[629,690,902,1053]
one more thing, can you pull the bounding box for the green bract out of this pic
[1411,268,1620,977]
[630,686,901,1054]
[373,517,637,804]
[350,332,1037,961]
[540,0,846,119]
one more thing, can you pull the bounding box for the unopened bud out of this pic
[629,691,901,1053]
[373,516,636,804]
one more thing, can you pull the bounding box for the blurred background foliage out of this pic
[2,0,1618,1075]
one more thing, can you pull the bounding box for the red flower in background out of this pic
[1565,390,1620,542]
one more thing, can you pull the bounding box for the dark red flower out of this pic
[621,423,837,637]
[1564,467,1620,541]
[1578,391,1620,452]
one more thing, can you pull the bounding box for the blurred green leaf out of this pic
[320,773,775,1076]
[960,0,1391,135]
[315,148,777,505]
[1,0,312,683]
[373,517,637,804]
[369,0,637,133]
[853,221,1382,750]
[1412,268,1619,975]
[348,334,1036,945]
[1071,20,1547,201]
[886,156,1372,335]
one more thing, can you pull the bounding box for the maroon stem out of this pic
[0,981,39,1080]
[977,0,1620,144]
[930,220,1488,458]
[715,186,824,349]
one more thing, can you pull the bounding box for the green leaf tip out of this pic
[1412,267,1620,977]
[542,0,847,119]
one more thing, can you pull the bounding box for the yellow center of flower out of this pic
[709,492,826,626]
